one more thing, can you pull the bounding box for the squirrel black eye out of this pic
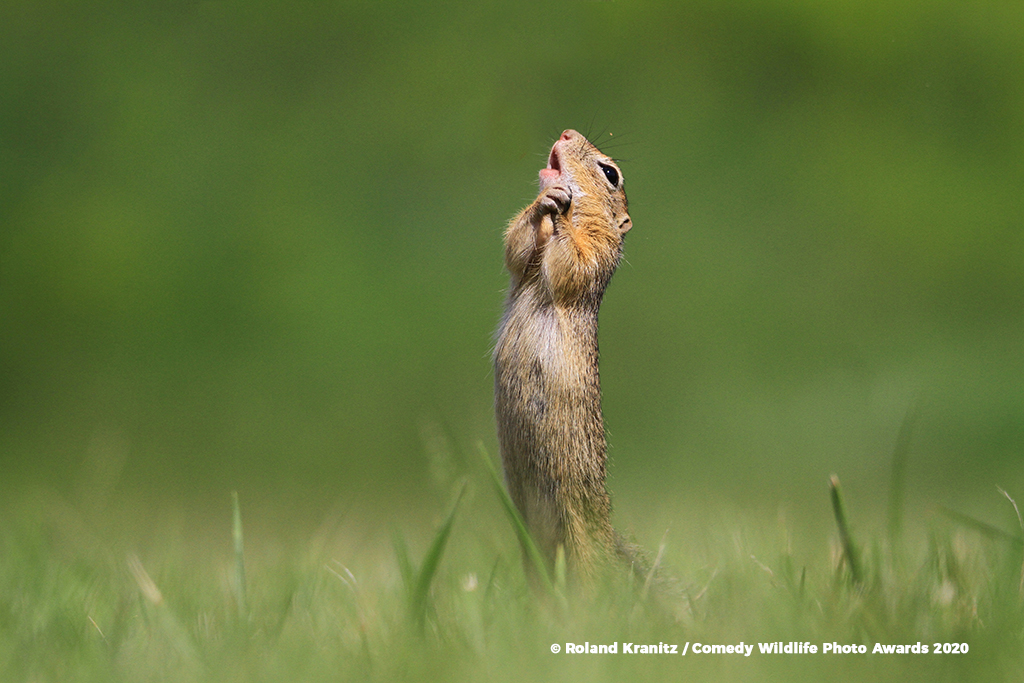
[598,162,619,187]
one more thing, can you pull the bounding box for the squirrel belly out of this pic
[495,286,616,580]
[494,130,631,583]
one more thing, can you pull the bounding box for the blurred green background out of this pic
[2,1,1022,535]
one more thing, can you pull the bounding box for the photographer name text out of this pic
[555,641,969,656]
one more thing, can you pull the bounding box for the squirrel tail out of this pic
[614,533,688,622]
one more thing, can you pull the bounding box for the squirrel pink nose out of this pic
[560,130,576,141]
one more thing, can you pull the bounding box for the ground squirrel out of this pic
[494,130,633,585]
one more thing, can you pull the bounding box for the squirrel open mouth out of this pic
[539,146,562,189]
[547,146,562,173]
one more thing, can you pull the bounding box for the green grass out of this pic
[2,463,1022,683]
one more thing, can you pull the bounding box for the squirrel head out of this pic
[536,130,631,305]
[539,130,631,237]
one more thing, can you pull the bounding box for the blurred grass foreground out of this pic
[1,1,1022,680]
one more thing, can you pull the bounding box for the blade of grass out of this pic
[996,486,1024,597]
[483,555,502,605]
[127,554,200,666]
[554,544,567,594]
[410,480,467,628]
[231,491,247,619]
[477,442,555,594]
[830,474,862,585]
[393,532,413,593]
[639,531,668,603]
[935,505,1024,546]
[392,531,415,596]
[887,401,918,552]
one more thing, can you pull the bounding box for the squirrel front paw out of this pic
[538,186,571,216]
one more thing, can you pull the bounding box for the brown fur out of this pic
[494,130,632,584]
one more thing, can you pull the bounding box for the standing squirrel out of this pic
[494,130,633,584]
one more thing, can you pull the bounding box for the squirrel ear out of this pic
[618,215,632,235]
